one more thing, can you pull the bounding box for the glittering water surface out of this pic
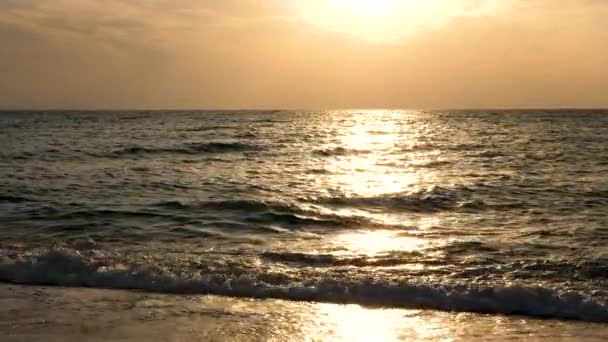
[1,110,608,322]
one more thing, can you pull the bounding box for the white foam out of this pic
[0,249,607,323]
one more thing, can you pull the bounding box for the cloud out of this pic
[0,0,606,108]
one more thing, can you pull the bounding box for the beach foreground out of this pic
[1,284,606,341]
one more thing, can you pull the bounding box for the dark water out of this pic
[1,110,608,322]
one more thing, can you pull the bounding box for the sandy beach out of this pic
[1,284,606,341]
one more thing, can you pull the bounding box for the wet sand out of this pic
[1,284,606,341]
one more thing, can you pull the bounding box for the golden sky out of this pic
[0,0,606,109]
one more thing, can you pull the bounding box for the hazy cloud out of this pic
[0,0,606,108]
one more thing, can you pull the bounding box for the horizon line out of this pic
[1,107,608,112]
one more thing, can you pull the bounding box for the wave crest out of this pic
[1,248,607,323]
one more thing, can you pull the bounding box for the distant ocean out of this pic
[1,109,608,322]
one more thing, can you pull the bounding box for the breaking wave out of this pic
[0,248,607,323]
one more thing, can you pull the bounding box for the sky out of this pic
[0,0,607,109]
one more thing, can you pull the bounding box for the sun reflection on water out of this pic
[325,111,422,198]
[313,304,405,341]
[334,230,427,256]
[318,111,440,256]
[306,304,437,342]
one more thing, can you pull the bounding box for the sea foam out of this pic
[1,248,607,323]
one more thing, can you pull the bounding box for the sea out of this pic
[1,109,608,329]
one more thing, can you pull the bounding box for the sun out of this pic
[294,0,504,42]
[294,0,431,42]
[333,0,397,17]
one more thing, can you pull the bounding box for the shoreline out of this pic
[1,284,607,341]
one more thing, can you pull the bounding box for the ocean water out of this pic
[1,109,608,323]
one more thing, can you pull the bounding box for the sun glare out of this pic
[335,230,427,256]
[332,0,397,17]
[294,0,505,42]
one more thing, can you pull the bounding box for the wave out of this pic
[0,195,33,203]
[408,160,453,168]
[0,248,607,323]
[307,168,332,175]
[312,186,464,212]
[311,186,526,213]
[244,212,366,229]
[35,199,403,233]
[53,209,185,221]
[177,125,235,132]
[261,251,425,267]
[156,199,397,230]
[111,142,261,156]
[234,132,257,139]
[157,199,303,213]
[400,142,492,153]
[313,147,370,157]
[5,148,66,161]
[118,115,152,121]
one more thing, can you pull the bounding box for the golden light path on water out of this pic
[320,110,439,256]
[298,111,440,339]
[214,295,591,341]
[327,110,415,197]
[336,229,427,255]
[309,304,426,341]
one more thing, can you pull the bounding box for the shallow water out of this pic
[1,110,608,322]
[3,285,608,341]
